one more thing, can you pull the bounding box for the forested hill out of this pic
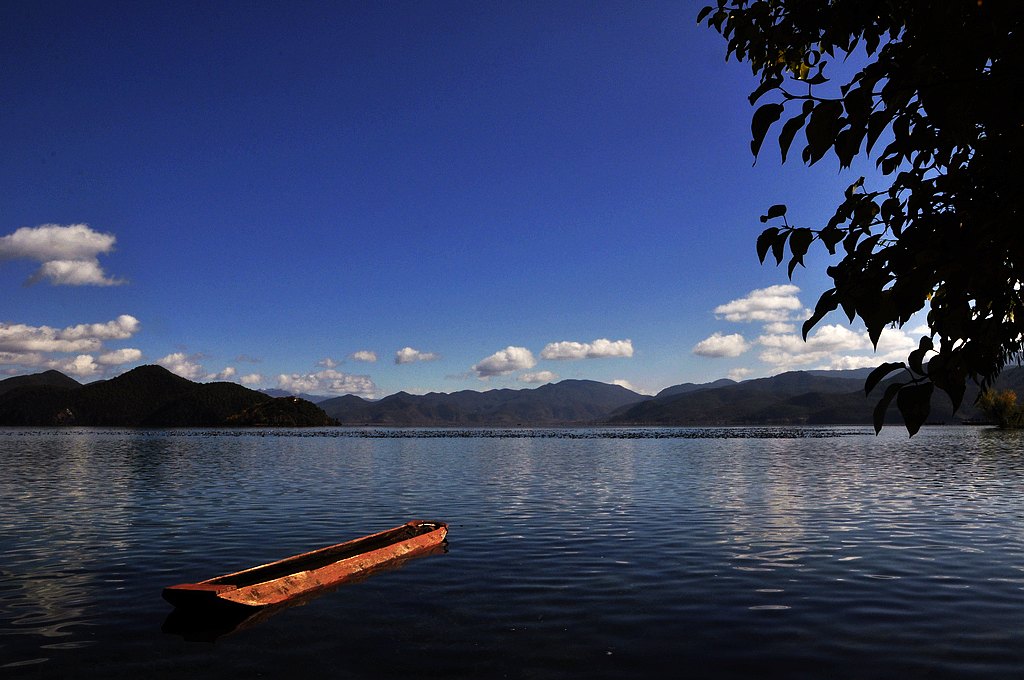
[0,370,81,397]
[0,365,335,427]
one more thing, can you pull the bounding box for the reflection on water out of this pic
[1,426,1023,678]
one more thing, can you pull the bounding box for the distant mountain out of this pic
[0,370,81,397]
[4,364,1022,428]
[610,367,1024,426]
[0,365,334,427]
[319,379,649,426]
[655,378,735,399]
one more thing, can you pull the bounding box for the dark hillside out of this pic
[0,370,81,397]
[226,397,339,426]
[0,365,337,427]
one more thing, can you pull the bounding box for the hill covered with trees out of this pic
[0,365,334,427]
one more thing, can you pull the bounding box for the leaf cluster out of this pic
[700,0,1024,435]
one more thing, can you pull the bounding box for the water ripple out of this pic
[0,426,1022,678]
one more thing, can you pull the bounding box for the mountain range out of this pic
[2,364,1021,428]
[0,365,335,427]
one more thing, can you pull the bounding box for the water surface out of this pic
[1,426,1022,678]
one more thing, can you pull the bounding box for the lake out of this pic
[1,426,1022,678]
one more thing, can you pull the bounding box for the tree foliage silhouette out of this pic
[700,0,1024,434]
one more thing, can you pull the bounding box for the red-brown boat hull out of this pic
[163,520,447,611]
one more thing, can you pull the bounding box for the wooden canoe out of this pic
[163,519,447,611]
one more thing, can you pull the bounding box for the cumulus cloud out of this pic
[0,315,140,355]
[52,354,100,377]
[728,367,753,381]
[754,325,925,373]
[0,224,124,286]
[714,284,803,323]
[395,347,439,364]
[158,352,206,381]
[317,357,339,368]
[763,321,796,334]
[472,346,536,378]
[696,284,936,377]
[240,373,263,386]
[97,348,142,366]
[350,350,377,362]
[540,338,634,360]
[277,369,376,398]
[205,366,237,382]
[611,379,641,393]
[692,332,751,358]
[60,315,139,341]
[519,371,558,384]
[758,324,867,354]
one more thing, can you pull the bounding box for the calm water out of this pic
[1,426,1022,679]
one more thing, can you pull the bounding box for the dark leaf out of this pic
[696,6,713,23]
[802,288,838,339]
[897,382,933,437]
[908,336,934,374]
[788,227,814,263]
[779,114,805,163]
[865,110,889,154]
[751,103,785,158]
[820,226,843,254]
[804,100,843,165]
[756,227,779,263]
[770,228,789,265]
[873,382,902,434]
[766,204,787,219]
[865,361,906,395]
[748,76,783,105]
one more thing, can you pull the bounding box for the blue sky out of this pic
[0,1,921,398]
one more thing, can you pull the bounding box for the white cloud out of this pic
[875,326,920,354]
[60,315,139,341]
[205,366,237,382]
[240,373,263,386]
[0,315,140,354]
[714,284,803,323]
[350,350,377,362]
[758,324,867,354]
[540,338,634,360]
[0,224,124,286]
[395,347,439,364]
[519,371,558,384]
[277,369,376,398]
[692,332,751,358]
[472,346,536,378]
[754,325,923,373]
[157,352,205,381]
[699,286,934,378]
[728,367,753,381]
[97,348,142,366]
[317,357,339,368]
[611,378,640,392]
[29,260,123,286]
[763,321,796,334]
[51,354,100,377]
[0,351,45,366]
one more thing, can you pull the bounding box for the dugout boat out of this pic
[163,520,448,612]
